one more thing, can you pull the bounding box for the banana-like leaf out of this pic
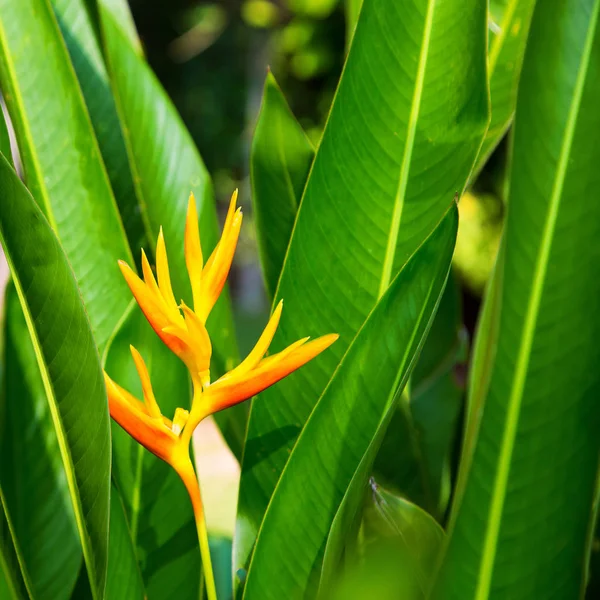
[474,0,536,173]
[0,155,110,599]
[434,2,600,598]
[251,73,465,518]
[50,0,148,256]
[251,71,314,299]
[236,0,488,577]
[97,5,246,458]
[242,206,457,599]
[0,0,133,354]
[103,304,200,600]
[0,285,81,600]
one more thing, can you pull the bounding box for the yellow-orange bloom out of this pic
[105,190,337,472]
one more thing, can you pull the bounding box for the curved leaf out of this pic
[251,71,314,298]
[50,0,149,256]
[97,5,245,458]
[0,154,110,599]
[0,285,81,600]
[242,206,457,599]
[103,304,200,600]
[0,0,133,353]
[236,0,488,577]
[434,2,600,598]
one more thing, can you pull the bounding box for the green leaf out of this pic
[0,285,81,599]
[0,0,133,353]
[96,0,142,55]
[359,481,444,597]
[103,304,200,600]
[373,274,465,518]
[97,5,246,458]
[50,0,149,256]
[0,498,28,600]
[251,71,314,299]
[105,486,145,600]
[434,2,600,598]
[474,0,536,172]
[0,155,110,599]
[241,205,457,599]
[236,0,488,577]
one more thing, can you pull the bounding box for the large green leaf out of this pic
[242,206,457,599]
[0,0,133,353]
[434,2,600,598]
[250,73,465,518]
[0,154,110,599]
[251,71,314,298]
[50,0,149,256]
[0,285,81,600]
[236,0,488,577]
[103,304,200,600]
[97,5,246,458]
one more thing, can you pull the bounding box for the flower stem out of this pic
[177,457,217,600]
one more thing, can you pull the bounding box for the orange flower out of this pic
[104,190,337,600]
[105,189,337,475]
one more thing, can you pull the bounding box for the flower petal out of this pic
[197,190,242,322]
[129,345,162,419]
[200,333,339,417]
[156,227,181,322]
[119,259,170,333]
[227,300,283,379]
[104,372,179,464]
[185,193,203,310]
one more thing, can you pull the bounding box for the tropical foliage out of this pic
[1,1,600,599]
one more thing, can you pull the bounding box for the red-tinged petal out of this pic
[201,333,339,417]
[161,325,193,359]
[226,300,283,379]
[104,372,149,416]
[104,372,179,464]
[185,193,203,309]
[119,260,170,333]
[130,345,162,419]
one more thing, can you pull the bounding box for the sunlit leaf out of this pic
[434,2,600,597]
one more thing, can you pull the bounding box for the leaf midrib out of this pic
[474,4,600,598]
[378,0,437,298]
